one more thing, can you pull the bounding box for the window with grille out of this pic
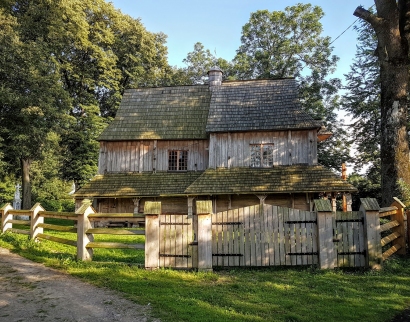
[168,150,188,171]
[250,144,274,167]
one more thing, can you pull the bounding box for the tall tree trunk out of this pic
[354,1,410,206]
[21,158,31,209]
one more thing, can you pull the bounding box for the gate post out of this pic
[314,200,336,269]
[360,198,382,269]
[196,200,213,272]
[76,199,95,261]
[145,201,161,270]
[390,197,406,255]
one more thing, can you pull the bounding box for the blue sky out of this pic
[110,0,375,82]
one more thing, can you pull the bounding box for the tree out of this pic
[169,42,234,85]
[234,5,338,79]
[0,7,69,208]
[343,20,381,179]
[0,0,171,199]
[354,1,410,206]
[233,5,350,172]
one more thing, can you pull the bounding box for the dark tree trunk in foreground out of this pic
[354,1,410,206]
[21,158,31,209]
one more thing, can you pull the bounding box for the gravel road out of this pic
[0,247,159,322]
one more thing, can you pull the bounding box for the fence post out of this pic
[196,200,213,272]
[1,203,13,233]
[145,201,161,270]
[76,199,95,261]
[30,203,45,240]
[314,200,336,269]
[390,197,406,255]
[360,198,382,269]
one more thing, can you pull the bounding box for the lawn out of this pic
[1,223,410,322]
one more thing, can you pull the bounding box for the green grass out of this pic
[1,227,410,322]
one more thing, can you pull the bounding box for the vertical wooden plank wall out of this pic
[209,130,316,168]
[99,140,209,173]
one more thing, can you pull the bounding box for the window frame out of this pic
[168,150,188,171]
[250,143,274,168]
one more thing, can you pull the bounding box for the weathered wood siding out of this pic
[98,140,209,173]
[214,194,312,213]
[95,194,312,217]
[209,130,317,168]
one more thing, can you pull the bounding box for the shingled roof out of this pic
[98,85,211,141]
[74,165,356,198]
[98,78,322,141]
[185,165,357,195]
[206,79,322,133]
[74,172,203,198]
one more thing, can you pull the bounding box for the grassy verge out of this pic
[1,230,409,322]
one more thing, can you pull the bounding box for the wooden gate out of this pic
[333,211,366,267]
[211,205,318,267]
[158,213,193,269]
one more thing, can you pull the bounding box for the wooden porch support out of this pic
[144,201,161,270]
[76,199,95,261]
[1,203,13,233]
[132,198,141,214]
[315,200,336,269]
[196,200,213,272]
[390,197,406,255]
[30,203,45,240]
[360,198,382,269]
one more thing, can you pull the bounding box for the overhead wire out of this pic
[329,4,375,45]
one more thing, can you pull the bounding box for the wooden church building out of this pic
[74,68,356,215]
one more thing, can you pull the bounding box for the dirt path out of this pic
[0,247,159,322]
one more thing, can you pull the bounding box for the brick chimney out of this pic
[208,66,223,87]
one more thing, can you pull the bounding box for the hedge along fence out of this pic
[0,198,408,271]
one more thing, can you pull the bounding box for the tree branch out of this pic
[353,6,383,29]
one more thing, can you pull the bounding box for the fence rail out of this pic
[0,197,407,271]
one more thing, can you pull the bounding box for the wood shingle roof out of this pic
[206,79,322,133]
[98,85,211,141]
[185,165,357,195]
[74,165,357,198]
[74,172,203,198]
[98,78,322,141]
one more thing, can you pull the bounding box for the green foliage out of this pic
[0,175,15,205]
[348,172,381,210]
[397,179,410,207]
[342,20,380,173]
[234,5,337,79]
[232,4,347,171]
[168,42,235,85]
[0,0,171,193]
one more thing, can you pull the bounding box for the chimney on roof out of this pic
[208,66,223,88]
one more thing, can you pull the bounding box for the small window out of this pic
[168,150,188,171]
[250,144,274,167]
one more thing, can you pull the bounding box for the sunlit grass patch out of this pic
[1,232,410,322]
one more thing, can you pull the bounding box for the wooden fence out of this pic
[0,198,407,271]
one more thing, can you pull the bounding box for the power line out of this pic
[329,4,375,45]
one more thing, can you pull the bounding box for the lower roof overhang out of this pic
[73,165,357,199]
